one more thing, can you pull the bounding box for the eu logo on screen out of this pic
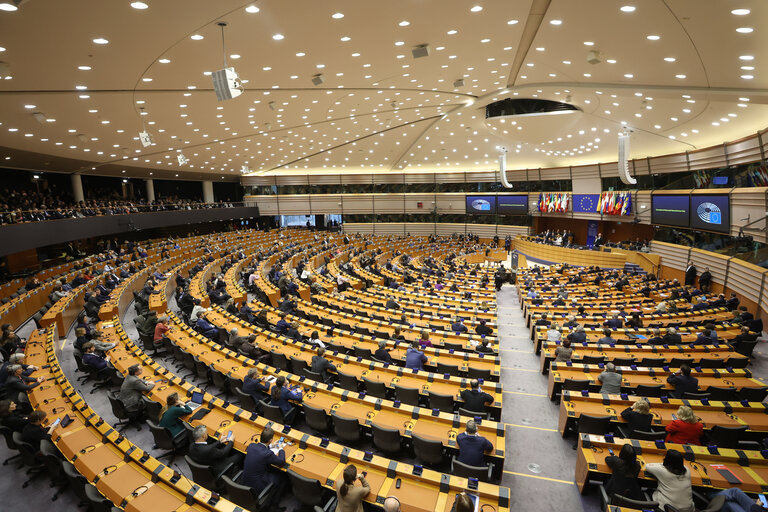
[471,199,491,211]
[697,202,721,225]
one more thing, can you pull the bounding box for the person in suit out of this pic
[604,443,644,502]
[698,267,712,293]
[404,341,428,371]
[691,297,709,312]
[684,261,697,287]
[188,425,242,477]
[242,368,270,402]
[269,376,302,424]
[667,364,698,399]
[373,340,393,363]
[663,327,682,345]
[274,313,290,333]
[451,317,468,334]
[568,326,587,344]
[81,342,115,380]
[598,328,617,345]
[119,364,155,414]
[647,328,665,345]
[21,410,57,453]
[159,392,192,437]
[620,399,653,433]
[695,329,716,345]
[475,319,493,336]
[460,379,493,414]
[726,293,740,311]
[456,419,493,467]
[310,346,337,383]
[2,364,43,398]
[385,296,400,310]
[241,426,287,512]
[604,314,623,329]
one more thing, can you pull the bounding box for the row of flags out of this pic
[693,170,713,189]
[746,165,768,187]
[597,191,632,215]
[537,192,570,213]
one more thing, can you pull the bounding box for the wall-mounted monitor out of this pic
[690,194,730,233]
[466,195,497,214]
[497,195,528,215]
[651,194,690,227]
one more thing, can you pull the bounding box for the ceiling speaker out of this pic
[412,44,429,58]
[453,78,465,87]
[312,74,324,86]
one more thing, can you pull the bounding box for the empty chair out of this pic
[0,425,21,466]
[211,369,230,397]
[413,434,445,469]
[234,387,258,412]
[458,407,488,420]
[84,483,115,512]
[633,384,664,398]
[739,386,768,402]
[437,362,461,377]
[727,357,750,369]
[353,346,372,359]
[185,454,233,491]
[630,430,667,441]
[303,403,332,433]
[428,391,455,413]
[39,440,68,501]
[581,355,606,365]
[362,377,387,399]
[62,460,90,506]
[107,391,142,431]
[610,357,635,368]
[705,386,738,401]
[142,397,163,424]
[289,356,307,376]
[303,368,324,383]
[394,384,421,406]
[12,433,46,487]
[451,456,492,482]
[443,342,463,351]
[467,367,492,381]
[332,413,362,443]
[326,342,347,355]
[682,392,711,400]
[286,469,337,512]
[638,358,666,368]
[708,425,748,449]
[669,358,694,368]
[270,351,289,371]
[221,474,273,511]
[577,414,613,436]
[193,357,211,384]
[146,419,188,462]
[697,358,724,369]
[259,400,289,424]
[562,378,591,393]
[337,371,360,392]
[735,340,759,358]
[371,424,402,455]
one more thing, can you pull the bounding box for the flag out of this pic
[573,194,599,213]
[622,192,632,215]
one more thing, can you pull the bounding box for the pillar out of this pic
[145,179,155,202]
[202,180,214,204]
[70,174,84,203]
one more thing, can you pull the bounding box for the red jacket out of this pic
[665,420,703,445]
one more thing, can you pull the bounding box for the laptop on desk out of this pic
[185,391,205,411]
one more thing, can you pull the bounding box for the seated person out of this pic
[554,339,574,362]
[274,313,290,333]
[547,324,562,342]
[647,328,664,345]
[242,368,270,401]
[695,329,715,345]
[159,392,192,437]
[663,327,682,345]
[665,405,703,445]
[119,364,155,415]
[308,330,325,349]
[598,328,616,344]
[621,399,653,433]
[2,364,43,396]
[81,342,115,380]
[476,339,494,354]
[242,426,287,512]
[604,314,623,329]
[667,364,698,398]
[604,444,644,501]
[153,316,170,347]
[456,419,493,467]
[374,340,393,363]
[418,330,433,349]
[21,410,57,453]
[597,363,622,394]
[269,376,302,423]
[285,322,303,342]
[189,425,242,477]
[0,399,28,432]
[645,450,694,512]
[390,326,406,341]
[310,346,337,383]
[460,379,493,414]
[451,317,468,334]
[567,326,587,344]
[404,340,428,371]
[195,316,220,340]
[475,319,493,336]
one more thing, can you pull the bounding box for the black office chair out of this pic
[629,430,667,441]
[12,432,46,487]
[332,413,362,443]
[735,340,759,358]
[739,386,768,402]
[185,455,234,491]
[708,425,748,449]
[40,439,68,501]
[193,357,212,387]
[107,390,142,431]
[0,425,21,466]
[62,460,90,507]
[633,384,664,398]
[303,403,332,433]
[146,419,188,462]
[562,378,591,393]
[290,356,307,376]
[467,367,492,381]
[727,357,750,369]
[705,386,737,401]
[681,392,710,400]
[458,407,488,420]
[259,400,293,424]
[437,362,461,377]
[371,424,402,455]
[394,384,421,406]
[428,391,455,413]
[611,494,660,510]
[221,474,273,511]
[697,358,723,369]
[669,358,694,368]
[303,368,324,383]
[638,358,666,368]
[234,388,258,412]
[451,456,492,482]
[353,346,372,359]
[363,377,388,399]
[286,469,337,512]
[443,342,463,351]
[271,351,289,371]
[412,433,445,469]
[142,397,163,424]
[84,483,115,512]
[610,357,635,367]
[337,370,360,392]
[581,355,605,365]
[211,369,231,398]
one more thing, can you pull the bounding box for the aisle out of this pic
[496,283,591,511]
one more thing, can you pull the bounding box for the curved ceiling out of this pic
[0,0,766,180]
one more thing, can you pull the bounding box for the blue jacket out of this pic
[456,432,493,467]
[243,377,269,400]
[405,347,427,370]
[271,386,301,415]
[82,352,108,370]
[242,443,285,491]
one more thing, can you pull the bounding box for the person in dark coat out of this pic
[241,426,286,511]
[684,261,696,287]
[698,267,712,293]
[188,425,242,476]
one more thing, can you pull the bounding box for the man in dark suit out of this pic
[459,379,493,414]
[663,327,682,345]
[684,261,697,287]
[603,314,623,329]
[698,267,712,293]
[241,426,286,512]
[647,328,665,345]
[188,425,242,477]
[451,317,468,334]
[310,346,337,383]
[726,293,740,311]
[456,419,493,468]
[385,296,400,310]
[667,364,698,398]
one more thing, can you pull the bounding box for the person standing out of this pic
[684,261,697,287]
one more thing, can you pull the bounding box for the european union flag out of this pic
[573,194,599,213]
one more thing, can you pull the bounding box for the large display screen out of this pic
[497,195,528,215]
[690,194,730,233]
[651,195,690,227]
[466,195,497,214]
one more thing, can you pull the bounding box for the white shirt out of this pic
[190,305,206,322]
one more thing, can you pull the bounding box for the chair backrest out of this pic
[443,342,463,351]
[577,414,613,435]
[413,433,444,466]
[73,353,87,372]
[394,384,420,406]
[185,455,218,490]
[466,367,492,381]
[428,391,455,413]
[610,494,659,510]
[669,358,694,368]
[271,351,289,371]
[222,474,259,510]
[0,425,18,451]
[437,362,460,377]
[630,430,667,441]
[739,386,768,402]
[303,403,331,433]
[581,355,605,365]
[85,483,114,512]
[735,340,759,357]
[287,469,324,506]
[362,377,387,399]
[562,378,591,392]
[332,413,361,442]
[638,358,666,368]
[338,371,359,392]
[62,460,90,501]
[709,425,748,449]
[681,392,710,400]
[452,457,488,481]
[259,400,285,423]
[107,390,128,420]
[634,384,664,398]
[289,356,307,375]
[13,432,41,467]
[143,397,163,423]
[235,388,258,412]
[458,407,488,420]
[697,358,724,369]
[40,439,64,480]
[211,369,228,390]
[353,346,372,359]
[705,386,737,401]
[371,423,402,454]
[146,420,175,450]
[303,368,324,382]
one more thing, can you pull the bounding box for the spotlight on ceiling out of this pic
[177,153,189,166]
[312,73,325,86]
[32,112,46,124]
[211,23,243,101]
[453,78,465,88]
[138,130,153,147]
[411,44,430,59]
[587,50,601,65]
[268,101,276,111]
[0,0,25,12]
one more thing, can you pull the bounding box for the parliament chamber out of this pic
[3,1,768,512]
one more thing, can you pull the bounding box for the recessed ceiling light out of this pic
[75,85,88,90]
[92,38,109,45]
[620,5,636,12]
[398,20,410,26]
[470,5,483,12]
[663,57,676,62]
[394,41,404,46]
[331,12,344,19]
[731,8,750,15]
[447,29,457,35]
[740,66,754,70]
[675,74,686,79]
[130,1,148,9]
[740,74,754,79]
[549,19,562,25]
[245,4,259,13]
[583,41,594,46]
[606,59,617,64]
[0,2,19,11]
[272,34,284,40]
[0,46,5,52]
[736,27,753,33]
[739,55,754,60]
[739,97,750,101]
[583,73,592,77]
[481,38,491,43]
[190,34,203,40]
[624,73,634,78]
[158,58,170,64]
[230,54,240,59]
[78,65,92,70]
[295,52,306,57]
[23,104,35,109]
[340,36,351,41]
[646,35,660,40]
[562,60,571,64]
[507,19,518,25]
[142,77,152,82]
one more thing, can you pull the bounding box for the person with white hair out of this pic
[598,363,622,394]
[382,496,401,512]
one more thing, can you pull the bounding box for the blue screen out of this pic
[690,195,730,233]
[466,195,497,214]
[652,195,689,227]
[712,176,729,185]
[497,195,528,214]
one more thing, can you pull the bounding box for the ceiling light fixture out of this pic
[646,35,660,40]
[470,5,482,12]
[130,1,148,9]
[190,34,204,40]
[399,20,410,26]
[620,5,636,12]
[549,19,562,25]
[245,4,259,13]
[272,33,284,40]
[736,27,753,33]
[92,37,109,44]
[0,0,22,11]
